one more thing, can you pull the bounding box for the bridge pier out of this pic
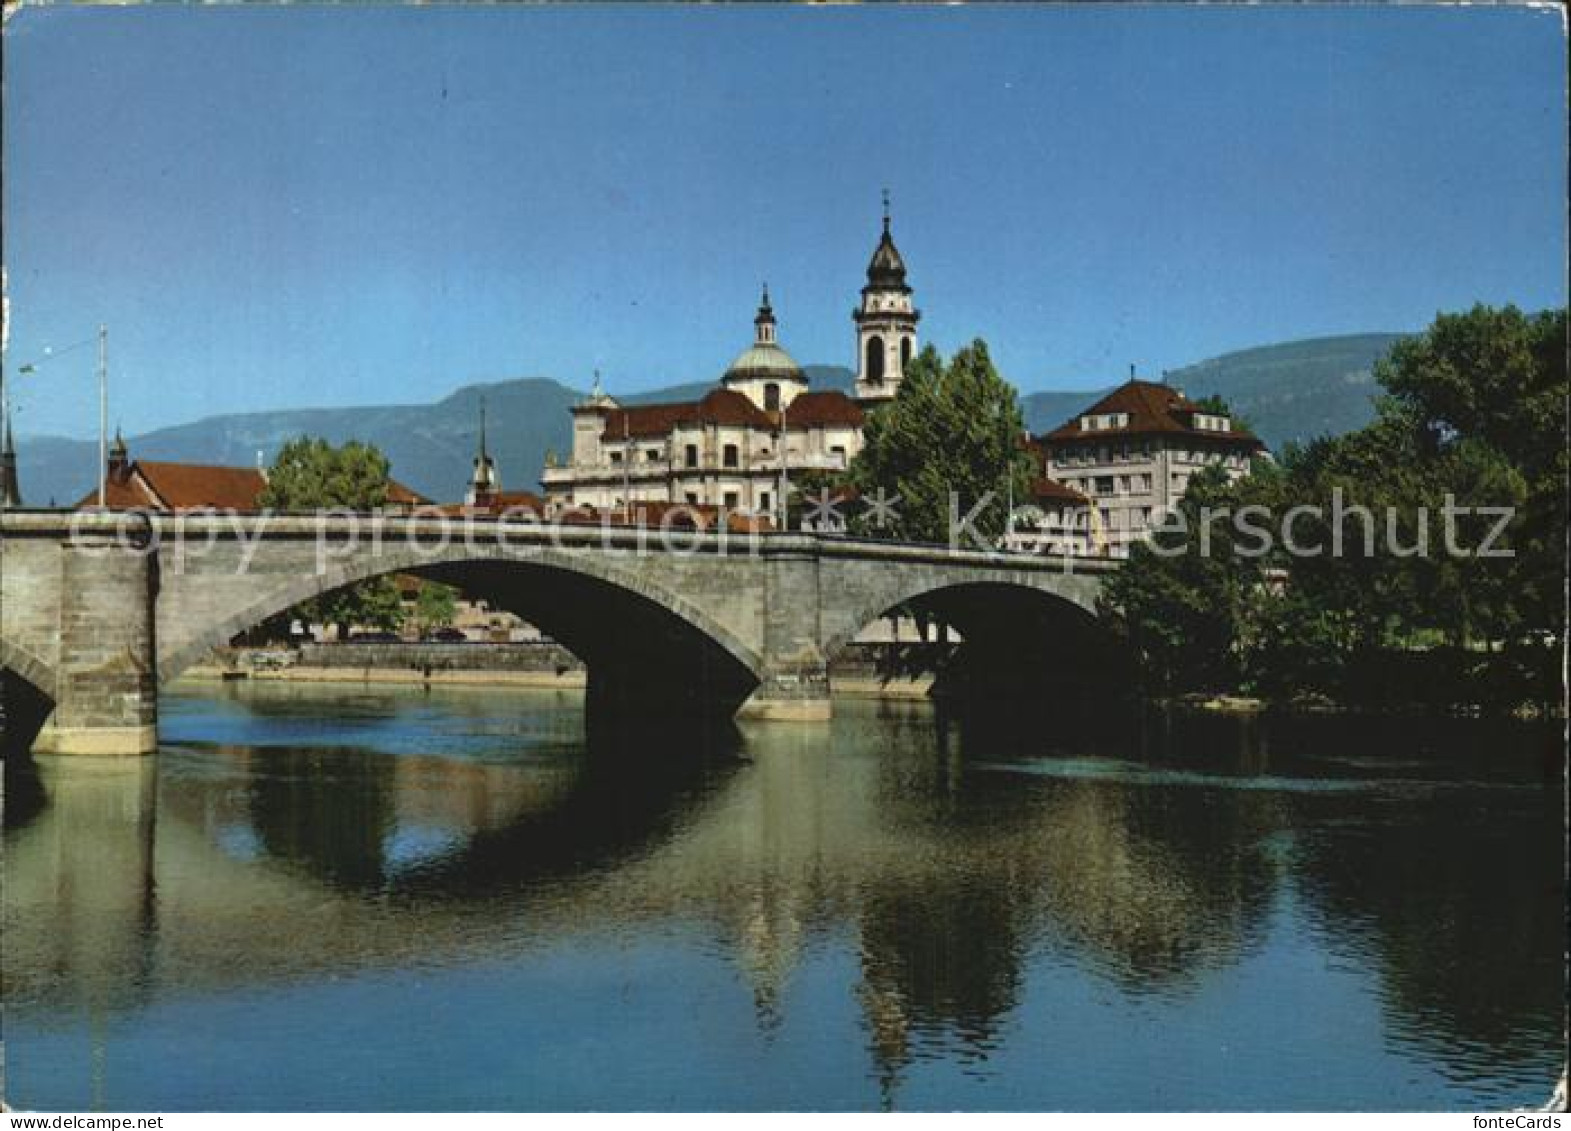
[736,549,832,722]
[737,662,832,722]
[2,513,1116,749]
[33,531,159,756]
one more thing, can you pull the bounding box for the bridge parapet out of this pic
[2,510,1114,753]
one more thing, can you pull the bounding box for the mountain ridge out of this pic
[10,335,1406,507]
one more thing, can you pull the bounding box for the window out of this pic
[901,336,912,368]
[830,445,846,464]
[609,451,623,464]
[723,491,739,510]
[723,443,739,468]
[760,491,772,513]
[1096,476,1114,495]
[865,335,886,383]
[684,444,698,468]
[685,492,699,505]
[764,383,780,411]
[645,448,661,463]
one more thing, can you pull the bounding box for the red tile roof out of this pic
[696,388,774,429]
[600,388,777,440]
[1030,476,1090,507]
[74,461,268,510]
[74,460,429,511]
[601,401,692,441]
[1040,380,1263,448]
[784,390,865,428]
[386,480,429,506]
[433,490,548,518]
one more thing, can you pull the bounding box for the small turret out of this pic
[466,397,499,507]
[754,284,777,345]
[0,401,20,508]
[853,190,920,405]
[108,426,130,482]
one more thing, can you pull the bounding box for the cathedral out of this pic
[539,207,920,520]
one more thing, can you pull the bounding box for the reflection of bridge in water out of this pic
[4,691,1560,1095]
[1,510,1120,754]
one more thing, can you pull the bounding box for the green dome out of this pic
[724,341,805,383]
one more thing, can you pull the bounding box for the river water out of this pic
[2,682,1563,1111]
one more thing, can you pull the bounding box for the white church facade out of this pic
[529,204,1266,555]
[540,210,920,521]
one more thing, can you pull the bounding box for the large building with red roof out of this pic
[1031,378,1266,557]
[540,212,918,519]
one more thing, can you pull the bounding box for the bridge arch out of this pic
[0,638,58,703]
[820,572,1099,665]
[157,542,767,720]
[820,570,1119,708]
[0,639,59,758]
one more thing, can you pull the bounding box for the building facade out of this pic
[1026,379,1265,558]
[542,214,920,519]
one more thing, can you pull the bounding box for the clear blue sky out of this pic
[3,4,1564,438]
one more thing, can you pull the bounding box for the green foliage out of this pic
[1100,304,1566,715]
[1191,392,1254,435]
[847,340,1036,545]
[785,467,849,528]
[1099,463,1271,694]
[259,436,392,511]
[260,436,401,637]
[413,580,459,633]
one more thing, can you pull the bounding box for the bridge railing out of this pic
[0,507,1120,575]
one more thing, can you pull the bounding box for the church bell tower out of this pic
[853,192,920,405]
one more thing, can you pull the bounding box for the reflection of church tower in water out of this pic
[853,192,921,406]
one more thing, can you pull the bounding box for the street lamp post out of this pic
[6,330,105,508]
[776,399,789,531]
[97,325,108,508]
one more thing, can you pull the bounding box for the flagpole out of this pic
[97,324,108,508]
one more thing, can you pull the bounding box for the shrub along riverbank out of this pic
[1098,304,1566,718]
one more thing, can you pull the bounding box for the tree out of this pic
[259,436,403,639]
[1375,305,1566,647]
[1097,463,1273,695]
[258,436,392,511]
[413,580,459,635]
[1101,303,1567,714]
[847,340,1036,546]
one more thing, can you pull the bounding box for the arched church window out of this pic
[866,336,886,384]
[764,383,780,412]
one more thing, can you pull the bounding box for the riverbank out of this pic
[1162,689,1562,720]
[181,665,941,699]
[186,642,947,701]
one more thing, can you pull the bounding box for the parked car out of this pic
[424,627,468,643]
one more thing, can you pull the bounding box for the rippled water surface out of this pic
[3,682,1563,1111]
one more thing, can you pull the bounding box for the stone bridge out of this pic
[1,510,1118,754]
